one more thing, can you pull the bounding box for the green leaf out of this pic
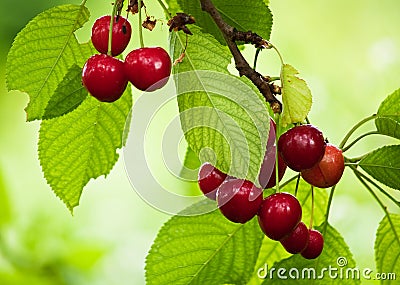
[6,4,93,121]
[375,214,400,284]
[43,64,88,120]
[248,238,291,285]
[359,145,400,190]
[280,64,313,127]
[170,25,232,73]
[38,87,132,211]
[262,224,359,284]
[176,71,270,184]
[145,199,264,285]
[375,88,400,140]
[180,146,201,180]
[165,0,181,15]
[176,0,273,45]
[171,27,270,184]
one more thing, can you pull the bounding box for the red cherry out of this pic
[91,15,132,56]
[217,179,263,224]
[124,47,171,91]
[278,124,326,172]
[82,54,127,102]
[258,146,287,189]
[301,229,324,259]
[198,163,227,200]
[280,222,309,254]
[301,143,345,188]
[257,192,302,240]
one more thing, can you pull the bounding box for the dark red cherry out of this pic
[198,163,227,200]
[280,222,309,254]
[278,124,326,172]
[257,192,302,240]
[124,47,171,91]
[217,179,263,224]
[82,54,128,102]
[301,229,324,259]
[91,15,132,56]
[301,143,345,188]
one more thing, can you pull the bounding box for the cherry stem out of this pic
[352,168,400,245]
[107,3,118,56]
[349,165,400,208]
[80,0,88,6]
[309,186,315,229]
[270,43,284,66]
[322,185,336,236]
[339,114,377,150]
[253,48,262,70]
[294,173,301,197]
[344,154,368,163]
[138,0,145,48]
[156,0,171,18]
[278,174,300,189]
[342,131,380,152]
[274,113,281,193]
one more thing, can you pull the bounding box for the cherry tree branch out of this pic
[200,0,282,113]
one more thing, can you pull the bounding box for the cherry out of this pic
[278,124,326,172]
[82,54,128,102]
[280,222,309,254]
[198,163,227,200]
[124,47,171,91]
[91,15,132,56]
[257,192,302,240]
[217,179,263,224]
[301,143,345,188]
[301,229,324,259]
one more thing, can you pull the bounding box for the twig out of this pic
[200,0,282,113]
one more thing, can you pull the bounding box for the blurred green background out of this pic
[0,0,399,284]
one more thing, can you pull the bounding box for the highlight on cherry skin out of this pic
[82,54,128,102]
[91,15,132,56]
[124,47,172,92]
[301,143,345,188]
[278,124,326,172]
[198,162,228,200]
[217,179,263,224]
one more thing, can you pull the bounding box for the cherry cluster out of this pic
[82,15,172,102]
[197,121,345,259]
[278,124,345,188]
